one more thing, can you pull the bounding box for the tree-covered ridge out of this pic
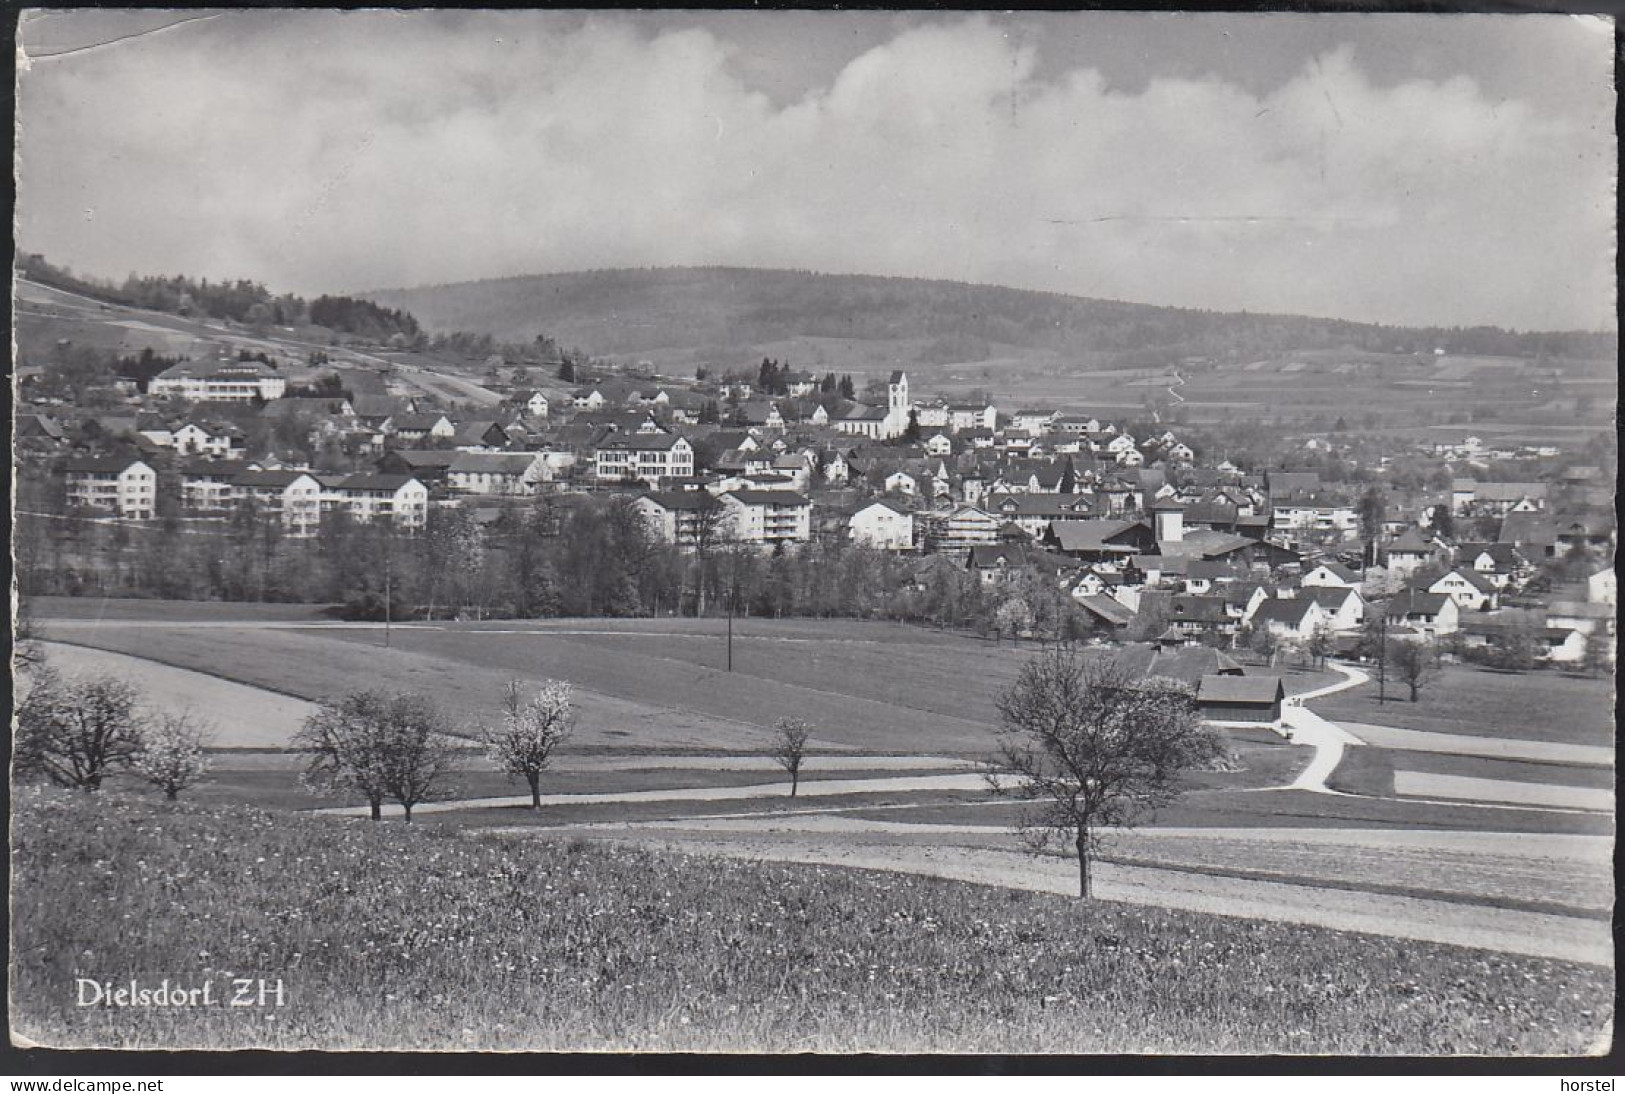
[365,266,1618,364]
[15,252,422,344]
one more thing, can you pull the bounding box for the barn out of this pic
[1196,674,1286,725]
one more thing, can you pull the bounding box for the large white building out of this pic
[60,456,157,519]
[720,489,812,546]
[848,499,915,551]
[594,434,695,488]
[149,358,287,402]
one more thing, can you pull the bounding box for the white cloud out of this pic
[15,12,1614,329]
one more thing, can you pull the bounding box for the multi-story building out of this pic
[60,456,157,519]
[594,434,694,488]
[632,490,725,548]
[321,473,430,531]
[149,358,287,402]
[232,469,324,535]
[848,499,915,551]
[178,458,253,514]
[720,489,812,546]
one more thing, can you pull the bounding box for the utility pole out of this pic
[383,538,392,649]
[727,588,734,672]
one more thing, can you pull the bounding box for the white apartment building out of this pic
[149,359,287,402]
[61,456,157,519]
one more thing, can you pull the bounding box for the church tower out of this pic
[885,370,910,438]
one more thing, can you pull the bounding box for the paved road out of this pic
[1280,662,1369,791]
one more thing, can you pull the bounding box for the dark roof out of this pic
[1197,675,1286,704]
[637,490,720,512]
[1250,598,1318,627]
[234,469,317,488]
[337,473,420,491]
[725,489,810,506]
[61,455,148,474]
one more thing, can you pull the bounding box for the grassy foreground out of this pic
[11,789,1612,1054]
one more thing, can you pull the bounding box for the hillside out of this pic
[364,267,1616,374]
[11,788,1610,1052]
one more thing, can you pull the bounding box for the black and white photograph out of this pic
[8,8,1616,1058]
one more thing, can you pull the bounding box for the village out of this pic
[15,319,1617,704]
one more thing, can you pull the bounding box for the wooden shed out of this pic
[1196,674,1286,724]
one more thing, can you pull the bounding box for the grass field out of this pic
[11,788,1611,1053]
[1312,665,1615,750]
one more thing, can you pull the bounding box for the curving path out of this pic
[1278,662,1369,792]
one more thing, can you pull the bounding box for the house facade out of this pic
[61,456,157,519]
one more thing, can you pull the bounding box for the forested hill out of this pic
[363,267,1614,367]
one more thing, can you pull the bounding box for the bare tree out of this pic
[482,679,574,809]
[15,668,146,791]
[771,716,813,797]
[296,691,400,820]
[1388,639,1440,702]
[377,693,459,822]
[1305,624,1334,669]
[133,710,214,800]
[988,651,1223,898]
[11,590,46,675]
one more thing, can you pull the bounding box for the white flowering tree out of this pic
[134,710,214,800]
[987,652,1223,898]
[770,716,812,797]
[483,680,575,809]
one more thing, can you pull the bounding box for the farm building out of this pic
[1196,674,1286,725]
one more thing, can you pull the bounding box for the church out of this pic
[835,370,912,440]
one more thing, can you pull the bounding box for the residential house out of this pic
[594,434,695,488]
[1425,569,1500,612]
[446,452,551,495]
[920,505,1002,551]
[631,491,725,548]
[1043,519,1157,563]
[849,499,915,551]
[1249,596,1329,642]
[1297,586,1366,632]
[720,489,812,546]
[60,456,157,519]
[323,473,429,531]
[1382,589,1460,639]
[1383,529,1442,577]
[178,457,254,514]
[1589,566,1616,607]
[232,469,325,535]
[1301,561,1361,589]
[390,413,457,443]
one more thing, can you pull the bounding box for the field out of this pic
[25,602,1615,975]
[1313,665,1615,749]
[10,789,1612,1053]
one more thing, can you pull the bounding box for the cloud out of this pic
[15,12,1614,329]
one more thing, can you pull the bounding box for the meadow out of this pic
[10,788,1612,1054]
[1312,665,1616,749]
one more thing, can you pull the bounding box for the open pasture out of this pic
[1311,665,1615,750]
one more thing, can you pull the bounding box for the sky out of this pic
[14,10,1617,331]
